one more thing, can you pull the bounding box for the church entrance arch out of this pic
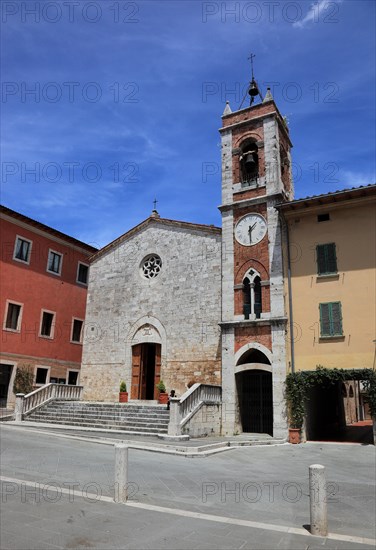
[235,347,273,436]
[129,319,165,400]
[131,343,161,400]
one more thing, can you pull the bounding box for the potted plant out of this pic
[119,381,128,403]
[285,374,305,444]
[156,380,168,404]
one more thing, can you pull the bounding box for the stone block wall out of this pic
[81,220,222,401]
[182,403,222,437]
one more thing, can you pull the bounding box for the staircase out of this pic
[25,401,170,435]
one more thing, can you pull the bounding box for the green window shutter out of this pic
[326,243,337,274]
[320,302,343,336]
[330,302,343,335]
[316,245,326,275]
[317,243,337,275]
[319,303,331,336]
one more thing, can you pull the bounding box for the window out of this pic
[319,302,343,337]
[317,213,330,222]
[243,269,262,319]
[68,370,79,385]
[317,243,337,275]
[77,262,89,285]
[71,319,83,343]
[47,250,62,275]
[40,311,55,338]
[35,367,49,385]
[13,236,32,264]
[141,254,162,279]
[240,140,259,186]
[4,302,22,331]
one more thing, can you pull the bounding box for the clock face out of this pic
[235,213,267,246]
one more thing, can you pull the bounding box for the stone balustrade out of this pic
[168,383,222,437]
[15,384,83,420]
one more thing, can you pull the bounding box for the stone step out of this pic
[27,415,169,427]
[24,417,168,433]
[24,400,170,435]
[43,404,168,414]
[28,408,169,417]
[51,401,164,408]
[29,411,169,421]
[36,406,169,415]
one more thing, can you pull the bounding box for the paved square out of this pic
[1,425,375,549]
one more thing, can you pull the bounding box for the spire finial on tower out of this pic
[239,53,264,110]
[222,100,232,116]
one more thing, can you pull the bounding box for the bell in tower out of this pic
[239,142,259,185]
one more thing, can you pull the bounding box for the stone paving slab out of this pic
[1,487,374,550]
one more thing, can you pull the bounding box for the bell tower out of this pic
[220,62,293,438]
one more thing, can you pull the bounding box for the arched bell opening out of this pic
[239,140,259,186]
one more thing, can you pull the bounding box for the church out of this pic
[80,81,293,440]
[80,80,375,441]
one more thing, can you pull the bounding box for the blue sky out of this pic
[1,0,375,247]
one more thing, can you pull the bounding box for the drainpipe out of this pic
[283,214,295,374]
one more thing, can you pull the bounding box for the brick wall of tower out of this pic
[233,203,270,318]
[234,326,272,354]
[222,103,277,128]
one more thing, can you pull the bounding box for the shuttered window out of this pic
[316,243,337,275]
[319,302,343,337]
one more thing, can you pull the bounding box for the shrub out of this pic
[13,366,34,395]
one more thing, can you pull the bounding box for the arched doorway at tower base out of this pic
[236,369,273,436]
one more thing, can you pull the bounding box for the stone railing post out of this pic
[167,397,182,436]
[15,393,25,422]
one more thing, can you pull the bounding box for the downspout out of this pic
[283,214,295,373]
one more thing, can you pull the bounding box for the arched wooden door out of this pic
[131,343,161,400]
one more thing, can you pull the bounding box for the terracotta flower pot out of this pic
[158,392,169,405]
[119,392,128,403]
[289,428,301,444]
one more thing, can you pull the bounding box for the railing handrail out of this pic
[179,383,222,405]
[24,383,54,399]
[21,383,83,417]
[179,383,222,429]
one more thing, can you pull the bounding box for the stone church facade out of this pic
[81,87,294,438]
[81,218,222,402]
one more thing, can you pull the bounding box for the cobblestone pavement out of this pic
[1,425,375,549]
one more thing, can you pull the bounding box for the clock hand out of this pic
[248,225,253,243]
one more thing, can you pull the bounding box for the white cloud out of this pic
[339,170,375,187]
[294,0,343,29]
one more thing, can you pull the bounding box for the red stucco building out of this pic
[0,205,97,408]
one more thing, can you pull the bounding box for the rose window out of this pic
[141,254,162,279]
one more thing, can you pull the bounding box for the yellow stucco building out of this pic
[279,184,376,433]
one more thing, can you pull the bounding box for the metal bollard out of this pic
[114,443,128,503]
[309,464,328,536]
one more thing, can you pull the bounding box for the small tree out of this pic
[156,380,166,393]
[119,381,127,393]
[13,366,34,395]
[285,372,306,429]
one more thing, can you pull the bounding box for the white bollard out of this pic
[309,464,328,536]
[15,393,25,422]
[114,443,128,503]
